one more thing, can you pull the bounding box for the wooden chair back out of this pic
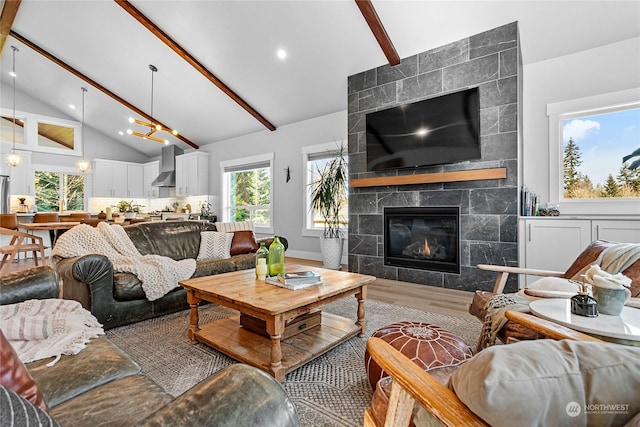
[33,212,60,223]
[0,214,19,230]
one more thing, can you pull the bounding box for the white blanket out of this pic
[52,223,196,301]
[1,299,104,365]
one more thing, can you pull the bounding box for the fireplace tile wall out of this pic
[347,22,521,293]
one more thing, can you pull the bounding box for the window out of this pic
[302,142,348,236]
[34,170,85,212]
[221,153,273,232]
[562,107,640,199]
[548,89,640,215]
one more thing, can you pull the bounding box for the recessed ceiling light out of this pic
[69,104,76,110]
[118,131,124,136]
[277,49,287,60]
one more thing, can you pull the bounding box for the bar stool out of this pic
[33,212,60,247]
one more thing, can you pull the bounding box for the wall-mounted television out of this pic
[366,87,481,172]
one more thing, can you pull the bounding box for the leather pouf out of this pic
[365,321,473,389]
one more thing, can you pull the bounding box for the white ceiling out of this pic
[2,0,639,158]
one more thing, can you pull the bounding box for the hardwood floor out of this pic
[3,257,476,319]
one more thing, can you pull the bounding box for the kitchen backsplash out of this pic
[89,195,214,215]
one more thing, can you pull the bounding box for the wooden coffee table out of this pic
[179,264,376,381]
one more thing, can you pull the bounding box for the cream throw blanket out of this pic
[52,223,196,301]
[1,299,104,365]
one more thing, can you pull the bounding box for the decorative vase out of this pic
[319,236,344,270]
[124,212,136,219]
[255,243,269,280]
[267,236,285,276]
[98,211,107,220]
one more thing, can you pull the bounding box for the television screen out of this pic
[366,87,481,171]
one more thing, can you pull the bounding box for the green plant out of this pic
[117,200,143,213]
[309,144,347,239]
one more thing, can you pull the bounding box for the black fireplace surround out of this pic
[384,207,460,274]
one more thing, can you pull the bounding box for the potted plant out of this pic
[117,200,143,219]
[200,201,217,223]
[309,144,348,269]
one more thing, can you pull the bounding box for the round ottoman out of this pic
[365,321,473,390]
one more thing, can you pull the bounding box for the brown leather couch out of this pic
[0,266,300,426]
[469,240,640,345]
[53,221,286,329]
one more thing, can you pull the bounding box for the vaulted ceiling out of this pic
[1,0,639,158]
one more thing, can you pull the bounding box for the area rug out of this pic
[106,298,481,427]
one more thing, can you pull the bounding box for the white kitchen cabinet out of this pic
[143,161,160,198]
[92,160,127,198]
[175,152,208,196]
[126,164,144,198]
[8,152,32,195]
[592,220,640,243]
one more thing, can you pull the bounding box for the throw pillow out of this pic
[0,330,48,412]
[0,386,59,426]
[448,339,640,427]
[214,221,254,233]
[197,231,234,260]
[230,230,259,256]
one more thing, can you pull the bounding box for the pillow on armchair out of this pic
[447,339,640,426]
[0,330,48,412]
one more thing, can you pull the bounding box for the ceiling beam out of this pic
[0,0,21,55]
[355,0,400,66]
[9,30,199,150]
[115,0,276,132]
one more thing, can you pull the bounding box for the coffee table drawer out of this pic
[240,311,322,340]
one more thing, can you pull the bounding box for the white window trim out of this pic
[1,109,82,157]
[547,88,640,216]
[220,152,274,235]
[301,141,347,238]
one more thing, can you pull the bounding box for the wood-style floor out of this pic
[3,257,476,320]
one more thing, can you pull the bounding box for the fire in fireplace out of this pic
[384,206,460,274]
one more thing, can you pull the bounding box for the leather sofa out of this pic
[53,220,286,329]
[0,266,300,427]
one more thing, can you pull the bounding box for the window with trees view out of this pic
[562,107,639,199]
[34,171,85,212]
[302,142,349,236]
[221,154,272,230]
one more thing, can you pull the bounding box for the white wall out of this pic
[202,110,347,259]
[1,82,151,168]
[522,37,640,214]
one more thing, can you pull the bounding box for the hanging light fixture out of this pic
[75,87,91,173]
[126,64,178,145]
[4,46,23,168]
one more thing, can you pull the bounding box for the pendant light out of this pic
[75,87,91,173]
[126,64,177,145]
[4,46,23,168]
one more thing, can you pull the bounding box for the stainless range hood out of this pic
[152,145,183,187]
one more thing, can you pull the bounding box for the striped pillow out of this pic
[197,231,234,260]
[214,221,254,233]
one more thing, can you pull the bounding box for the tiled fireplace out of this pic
[347,22,521,293]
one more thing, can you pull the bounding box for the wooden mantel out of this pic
[349,167,506,188]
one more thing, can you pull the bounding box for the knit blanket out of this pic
[52,223,196,301]
[1,299,104,365]
[478,293,530,351]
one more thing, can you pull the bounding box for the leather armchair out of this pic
[0,265,59,305]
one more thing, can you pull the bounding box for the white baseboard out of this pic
[285,249,347,265]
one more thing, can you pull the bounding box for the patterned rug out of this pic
[106,298,481,427]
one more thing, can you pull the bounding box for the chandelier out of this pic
[4,46,23,168]
[127,64,178,145]
[75,87,91,173]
